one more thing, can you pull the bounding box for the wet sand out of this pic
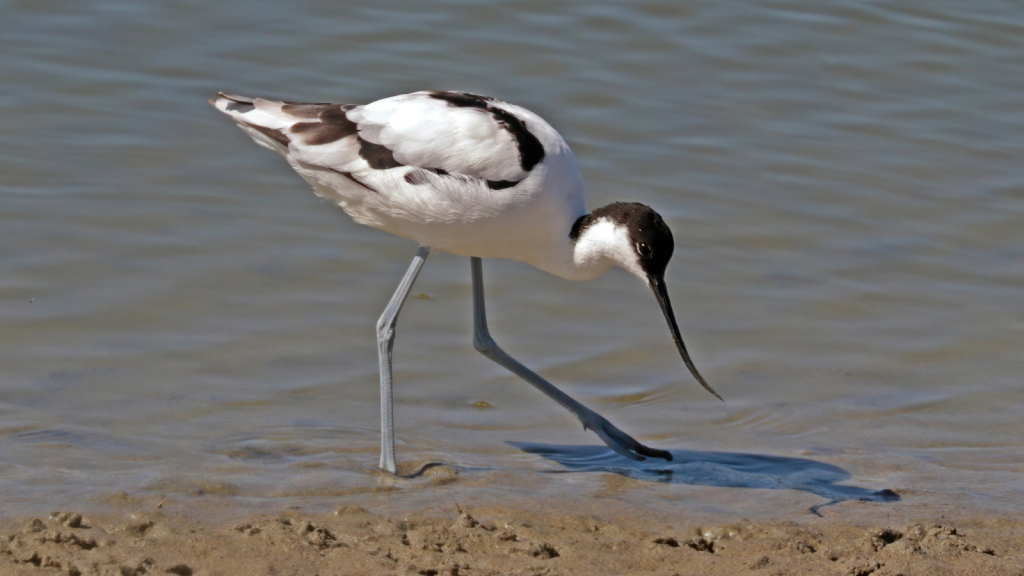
[2,490,1021,576]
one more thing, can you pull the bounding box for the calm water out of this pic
[2,0,1022,519]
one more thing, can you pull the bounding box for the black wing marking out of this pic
[427,91,545,172]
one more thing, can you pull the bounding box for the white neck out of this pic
[542,218,645,282]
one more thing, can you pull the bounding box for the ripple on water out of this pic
[0,0,1022,518]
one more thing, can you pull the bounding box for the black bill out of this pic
[649,275,724,401]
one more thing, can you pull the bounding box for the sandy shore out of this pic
[2,494,1021,576]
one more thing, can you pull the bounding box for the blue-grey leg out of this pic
[470,257,672,462]
[377,245,431,474]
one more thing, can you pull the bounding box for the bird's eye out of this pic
[636,243,652,258]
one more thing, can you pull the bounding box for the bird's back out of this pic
[212,91,587,272]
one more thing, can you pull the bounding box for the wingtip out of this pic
[214,92,255,104]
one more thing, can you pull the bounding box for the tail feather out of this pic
[210,92,364,160]
[210,92,290,152]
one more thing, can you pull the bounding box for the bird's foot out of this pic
[579,410,673,462]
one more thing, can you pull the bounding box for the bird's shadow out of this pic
[510,442,899,516]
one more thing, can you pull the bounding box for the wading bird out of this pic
[211,90,721,474]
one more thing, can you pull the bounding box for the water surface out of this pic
[1,0,1022,519]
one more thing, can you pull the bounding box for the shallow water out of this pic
[2,0,1022,519]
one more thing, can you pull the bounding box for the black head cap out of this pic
[570,202,674,278]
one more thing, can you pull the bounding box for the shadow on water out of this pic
[510,442,899,516]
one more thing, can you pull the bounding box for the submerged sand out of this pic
[2,494,1021,576]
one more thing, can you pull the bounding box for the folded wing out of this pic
[210,91,547,193]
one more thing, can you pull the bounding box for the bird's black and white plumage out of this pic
[212,91,591,279]
[212,90,721,473]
